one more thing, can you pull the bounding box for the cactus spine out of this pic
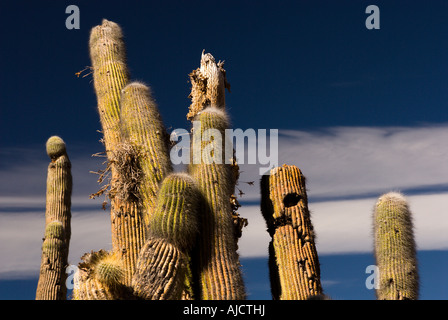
[36,136,72,300]
[188,107,246,300]
[373,192,419,300]
[260,164,322,300]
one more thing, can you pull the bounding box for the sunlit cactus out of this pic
[120,81,173,227]
[373,192,419,300]
[188,108,246,300]
[36,136,72,300]
[73,250,130,300]
[260,164,322,300]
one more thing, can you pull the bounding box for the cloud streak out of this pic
[1,124,447,277]
[237,192,448,257]
[237,123,448,201]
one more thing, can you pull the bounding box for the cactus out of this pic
[187,50,230,120]
[120,81,173,226]
[260,164,322,300]
[33,18,437,302]
[188,108,246,300]
[373,192,419,300]
[73,250,131,300]
[132,173,201,300]
[89,19,139,284]
[89,19,129,152]
[131,237,187,300]
[147,173,200,251]
[36,136,72,300]
[102,81,172,284]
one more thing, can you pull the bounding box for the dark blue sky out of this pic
[1,0,448,150]
[1,1,448,300]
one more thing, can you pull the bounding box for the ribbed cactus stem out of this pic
[131,173,200,300]
[89,19,129,153]
[102,81,173,285]
[132,237,187,300]
[260,164,322,300]
[36,136,72,300]
[73,250,130,300]
[373,192,419,300]
[147,173,200,251]
[188,108,246,300]
[89,20,143,286]
[120,81,172,226]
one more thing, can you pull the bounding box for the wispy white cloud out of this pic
[237,124,448,201]
[0,209,111,279]
[237,192,448,257]
[1,124,447,278]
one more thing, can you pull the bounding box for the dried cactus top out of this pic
[187,51,231,120]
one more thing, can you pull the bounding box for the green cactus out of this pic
[373,192,419,300]
[188,107,246,300]
[120,81,173,226]
[36,136,72,300]
[73,250,130,300]
[89,19,129,153]
[132,173,201,300]
[147,173,200,251]
[260,164,322,300]
[89,19,137,280]
[131,237,187,300]
[94,253,125,288]
[105,80,173,285]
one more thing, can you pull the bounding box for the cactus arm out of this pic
[89,20,146,286]
[89,19,129,153]
[132,173,200,300]
[188,108,246,300]
[373,192,419,300]
[36,136,72,300]
[260,164,322,300]
[131,237,186,300]
[120,81,173,227]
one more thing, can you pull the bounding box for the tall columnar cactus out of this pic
[188,107,246,300]
[373,192,419,300]
[89,19,129,152]
[36,136,72,300]
[108,81,173,284]
[132,173,201,300]
[89,19,137,281]
[44,19,250,301]
[260,164,322,300]
[120,81,173,226]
